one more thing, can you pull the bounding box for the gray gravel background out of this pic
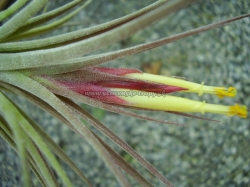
[0,0,250,186]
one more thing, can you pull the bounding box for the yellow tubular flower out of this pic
[124,73,237,98]
[110,88,247,118]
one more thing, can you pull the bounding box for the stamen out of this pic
[228,104,247,118]
[215,87,237,98]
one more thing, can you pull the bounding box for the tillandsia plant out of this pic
[0,0,249,186]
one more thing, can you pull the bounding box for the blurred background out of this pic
[0,0,250,186]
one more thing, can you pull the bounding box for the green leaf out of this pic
[6,0,85,37]
[0,117,47,187]
[5,0,92,41]
[0,92,72,187]
[0,71,131,187]
[0,0,169,51]
[0,92,31,187]
[0,0,48,41]
[12,92,93,187]
[23,13,250,75]
[62,97,156,187]
[0,0,197,71]
[0,0,29,22]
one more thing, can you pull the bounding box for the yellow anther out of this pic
[229,104,248,118]
[215,87,237,99]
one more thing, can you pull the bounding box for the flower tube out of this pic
[123,73,236,98]
[108,88,247,118]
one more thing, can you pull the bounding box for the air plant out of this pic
[0,0,249,186]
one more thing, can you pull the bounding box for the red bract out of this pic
[47,67,187,104]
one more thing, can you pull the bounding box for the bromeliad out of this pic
[0,0,249,186]
[43,67,247,119]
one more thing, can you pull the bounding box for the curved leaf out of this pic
[0,93,61,187]
[0,0,170,51]
[5,0,92,41]
[0,116,47,187]
[1,81,148,186]
[0,0,196,71]
[94,133,154,187]
[0,0,48,41]
[0,92,73,187]
[0,0,28,22]
[62,97,173,187]
[0,92,31,187]
[0,71,131,187]
[6,0,85,38]
[23,13,250,75]
[14,93,93,187]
